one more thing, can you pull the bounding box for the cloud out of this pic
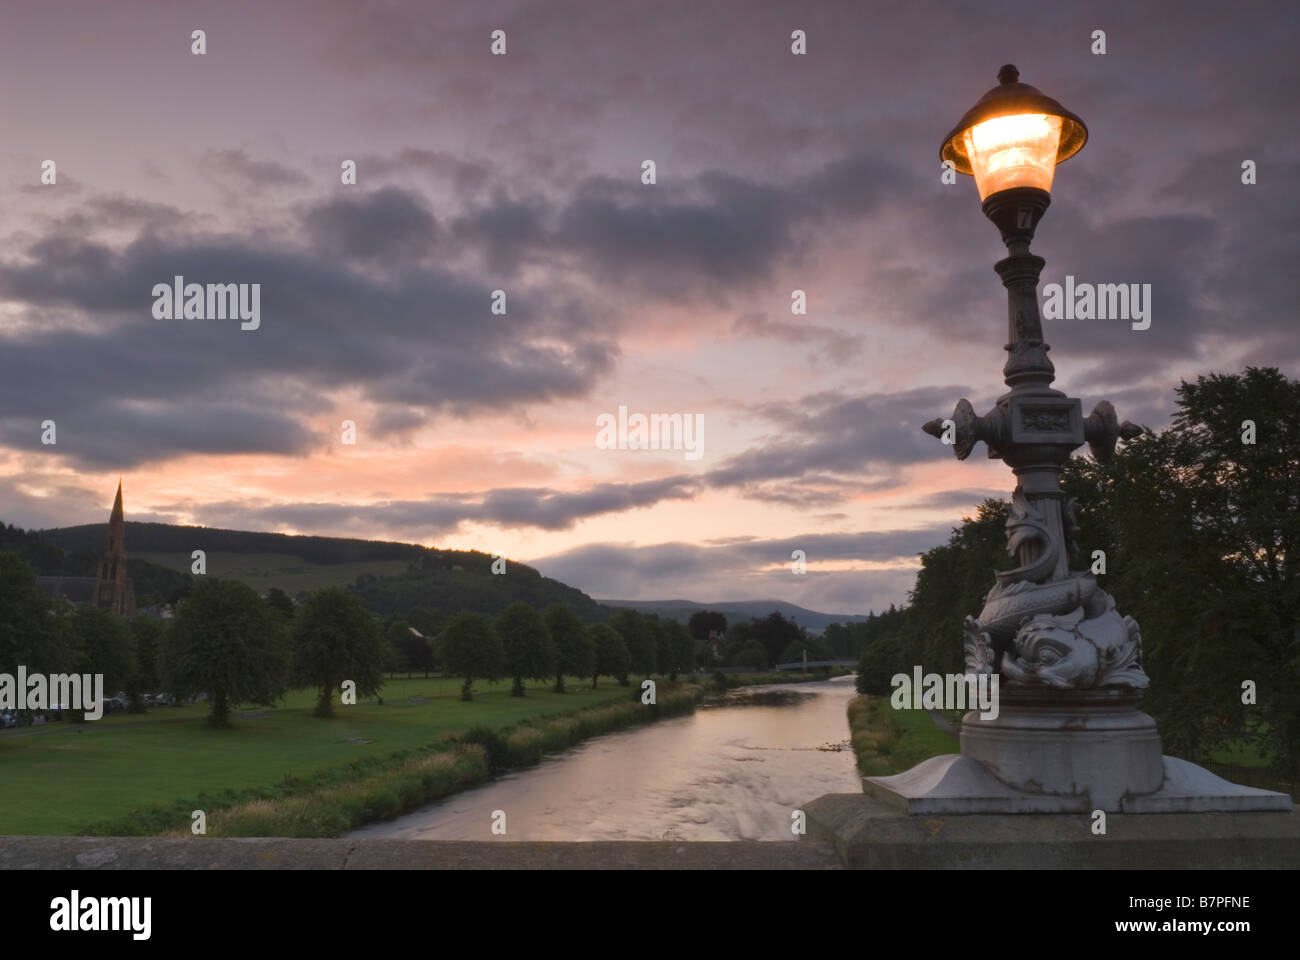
[732,312,863,364]
[529,525,954,610]
[699,386,972,503]
[361,148,493,195]
[199,149,308,191]
[0,215,617,467]
[176,474,701,539]
[884,489,1005,511]
[302,186,439,263]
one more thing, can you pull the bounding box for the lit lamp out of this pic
[941,64,1087,249]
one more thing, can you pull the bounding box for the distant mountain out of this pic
[597,598,870,634]
[38,521,606,621]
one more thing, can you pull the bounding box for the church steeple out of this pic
[94,479,134,616]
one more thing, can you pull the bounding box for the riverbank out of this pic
[847,694,956,776]
[0,677,702,836]
[713,667,852,689]
[111,683,705,838]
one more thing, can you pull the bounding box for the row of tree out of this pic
[0,558,720,725]
[0,567,389,727]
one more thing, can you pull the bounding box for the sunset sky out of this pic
[1,0,1295,614]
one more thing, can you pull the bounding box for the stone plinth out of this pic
[960,688,1163,810]
[865,688,1292,814]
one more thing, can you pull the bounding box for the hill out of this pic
[36,522,606,621]
[597,597,870,634]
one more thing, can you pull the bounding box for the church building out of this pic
[35,480,136,616]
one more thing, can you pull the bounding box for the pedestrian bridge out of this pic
[773,659,857,671]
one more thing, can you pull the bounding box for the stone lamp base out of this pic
[865,688,1292,815]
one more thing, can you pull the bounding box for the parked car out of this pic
[0,710,17,729]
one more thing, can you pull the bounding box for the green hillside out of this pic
[37,521,606,621]
[133,551,410,595]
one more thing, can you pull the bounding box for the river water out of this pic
[349,676,862,842]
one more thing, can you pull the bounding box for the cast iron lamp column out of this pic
[926,65,1138,611]
[922,65,1158,810]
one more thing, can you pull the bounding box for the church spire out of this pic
[110,478,124,526]
[95,479,134,616]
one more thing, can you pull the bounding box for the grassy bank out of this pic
[710,668,852,689]
[847,695,956,777]
[0,676,699,835]
[141,682,704,838]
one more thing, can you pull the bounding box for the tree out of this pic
[777,635,829,667]
[65,605,136,720]
[406,607,445,639]
[726,638,768,669]
[1063,367,1300,774]
[611,609,656,678]
[724,619,754,649]
[441,611,505,700]
[898,499,1009,676]
[127,615,165,712]
[660,618,695,681]
[856,632,904,695]
[293,587,386,718]
[648,615,672,678]
[264,588,295,621]
[822,622,853,659]
[165,578,291,727]
[385,617,433,678]
[688,610,727,646]
[496,602,554,697]
[406,607,446,669]
[588,623,629,687]
[0,552,67,684]
[545,603,594,693]
[752,611,805,667]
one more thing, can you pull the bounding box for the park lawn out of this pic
[0,676,635,835]
[889,707,960,770]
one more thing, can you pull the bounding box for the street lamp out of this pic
[862,63,1291,820]
[916,66,1150,809]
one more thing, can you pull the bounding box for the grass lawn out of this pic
[0,676,637,835]
[889,708,960,770]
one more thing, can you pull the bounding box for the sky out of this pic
[0,0,1296,614]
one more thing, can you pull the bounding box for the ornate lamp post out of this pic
[864,66,1291,814]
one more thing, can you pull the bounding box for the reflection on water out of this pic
[349,676,861,842]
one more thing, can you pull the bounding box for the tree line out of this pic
[0,560,756,726]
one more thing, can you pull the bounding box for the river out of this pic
[348,675,862,842]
